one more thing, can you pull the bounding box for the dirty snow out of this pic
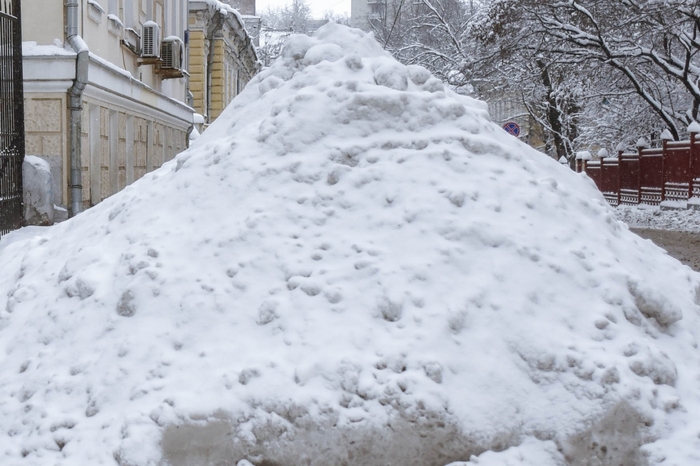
[2,23,700,465]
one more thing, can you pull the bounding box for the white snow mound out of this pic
[2,23,700,466]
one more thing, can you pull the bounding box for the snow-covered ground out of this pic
[2,23,700,466]
[616,204,700,232]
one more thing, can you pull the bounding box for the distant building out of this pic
[350,0,395,29]
[307,19,329,34]
[220,0,261,46]
[221,0,256,15]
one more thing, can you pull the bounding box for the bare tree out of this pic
[370,0,479,89]
[516,0,700,141]
[365,0,700,155]
[258,0,313,65]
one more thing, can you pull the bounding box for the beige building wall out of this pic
[188,1,260,125]
[210,40,226,120]
[24,92,186,208]
[188,30,207,117]
[21,1,63,45]
[22,0,192,213]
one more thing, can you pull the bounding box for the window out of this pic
[124,0,133,26]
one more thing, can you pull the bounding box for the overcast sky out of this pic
[256,0,351,18]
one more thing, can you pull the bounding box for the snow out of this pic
[660,199,688,210]
[615,204,700,231]
[661,129,674,141]
[193,113,205,125]
[3,23,700,465]
[446,437,565,465]
[87,0,105,14]
[195,0,244,23]
[108,14,124,28]
[189,126,201,142]
[575,150,592,160]
[22,156,54,226]
[22,41,75,57]
[89,52,134,79]
[688,121,700,133]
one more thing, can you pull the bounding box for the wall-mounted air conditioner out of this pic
[161,37,183,70]
[141,21,161,58]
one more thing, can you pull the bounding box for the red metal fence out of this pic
[578,133,700,207]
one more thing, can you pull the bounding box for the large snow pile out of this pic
[3,23,700,466]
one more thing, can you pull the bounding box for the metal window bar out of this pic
[0,0,25,237]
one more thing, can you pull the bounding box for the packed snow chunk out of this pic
[304,43,343,65]
[406,64,432,85]
[447,437,566,466]
[372,57,409,91]
[280,34,317,60]
[2,22,700,466]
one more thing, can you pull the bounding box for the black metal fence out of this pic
[0,0,25,237]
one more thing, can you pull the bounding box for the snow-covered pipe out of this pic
[66,0,89,217]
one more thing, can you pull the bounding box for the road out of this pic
[632,228,700,272]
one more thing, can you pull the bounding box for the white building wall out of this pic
[350,0,370,28]
[22,0,193,212]
[21,1,64,45]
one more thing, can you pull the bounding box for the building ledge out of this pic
[87,0,105,24]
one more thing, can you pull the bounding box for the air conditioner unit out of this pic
[161,37,183,70]
[142,21,161,58]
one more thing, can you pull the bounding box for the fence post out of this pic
[687,123,700,200]
[617,142,635,204]
[660,129,674,204]
[576,151,591,173]
[690,132,695,200]
[641,137,661,202]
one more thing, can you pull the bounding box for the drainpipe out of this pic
[66,0,89,217]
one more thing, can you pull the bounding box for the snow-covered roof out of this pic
[2,23,700,466]
[192,0,244,23]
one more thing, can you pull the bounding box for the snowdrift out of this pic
[2,23,700,466]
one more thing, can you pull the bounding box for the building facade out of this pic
[222,0,255,15]
[21,0,192,216]
[188,1,260,125]
[351,0,392,29]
